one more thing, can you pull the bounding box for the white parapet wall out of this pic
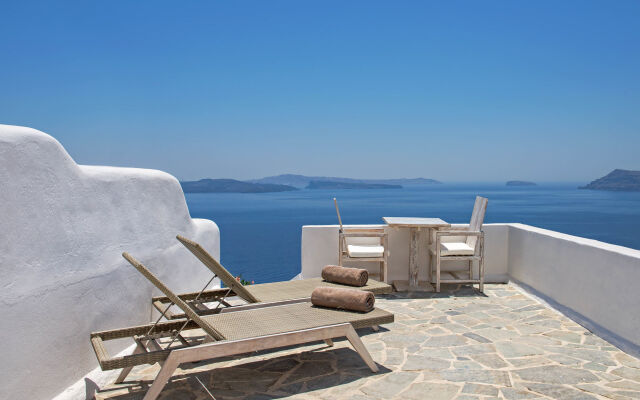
[0,125,220,400]
[507,223,640,354]
[301,222,640,354]
[301,223,510,283]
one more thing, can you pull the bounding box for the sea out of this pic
[185,184,640,284]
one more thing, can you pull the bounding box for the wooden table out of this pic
[382,217,450,291]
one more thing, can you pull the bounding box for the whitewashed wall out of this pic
[0,125,220,400]
[301,223,510,283]
[508,223,640,353]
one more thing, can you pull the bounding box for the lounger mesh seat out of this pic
[151,235,392,319]
[92,303,392,370]
[201,302,392,341]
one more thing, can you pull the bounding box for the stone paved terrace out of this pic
[95,283,640,400]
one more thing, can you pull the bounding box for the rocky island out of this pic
[506,180,537,186]
[306,180,402,190]
[250,174,440,188]
[181,179,297,193]
[580,169,640,192]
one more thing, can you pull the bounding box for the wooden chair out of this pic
[334,198,389,283]
[429,196,488,293]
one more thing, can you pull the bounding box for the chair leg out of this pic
[324,338,334,346]
[429,253,433,284]
[468,260,472,280]
[380,259,388,284]
[345,325,378,372]
[436,255,441,293]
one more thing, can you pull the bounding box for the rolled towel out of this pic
[311,287,375,313]
[321,265,368,287]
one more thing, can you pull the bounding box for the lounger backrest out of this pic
[176,235,261,303]
[122,252,226,341]
[467,196,488,249]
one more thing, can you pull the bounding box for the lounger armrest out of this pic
[90,335,110,369]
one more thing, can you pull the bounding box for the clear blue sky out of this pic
[1,1,638,182]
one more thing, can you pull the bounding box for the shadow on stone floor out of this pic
[382,283,488,300]
[96,346,391,400]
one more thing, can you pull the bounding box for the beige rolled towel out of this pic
[321,265,368,287]
[311,287,375,313]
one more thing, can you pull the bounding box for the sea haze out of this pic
[185,184,640,284]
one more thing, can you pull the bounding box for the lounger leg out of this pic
[345,325,378,372]
[143,357,180,400]
[371,325,379,332]
[114,343,145,384]
[324,339,334,346]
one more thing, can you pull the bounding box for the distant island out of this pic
[506,180,537,186]
[181,179,297,193]
[249,174,441,188]
[306,180,402,190]
[580,169,640,192]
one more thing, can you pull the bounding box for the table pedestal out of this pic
[383,217,449,293]
[409,227,419,287]
[392,227,434,292]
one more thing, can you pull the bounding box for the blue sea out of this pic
[185,184,640,284]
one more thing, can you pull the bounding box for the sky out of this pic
[1,1,639,182]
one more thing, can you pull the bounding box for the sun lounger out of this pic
[90,253,394,400]
[150,235,392,320]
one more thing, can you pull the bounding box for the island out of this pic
[249,174,441,188]
[579,169,640,192]
[306,180,402,190]
[181,179,297,193]
[506,180,537,186]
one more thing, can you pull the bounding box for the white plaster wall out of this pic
[301,223,509,283]
[507,223,640,352]
[0,125,220,400]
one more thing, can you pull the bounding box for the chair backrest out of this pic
[333,198,344,232]
[122,252,226,341]
[467,196,488,249]
[176,235,261,303]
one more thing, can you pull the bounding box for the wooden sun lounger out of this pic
[90,252,394,400]
[150,235,393,320]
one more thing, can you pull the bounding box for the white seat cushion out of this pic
[347,244,385,258]
[439,242,475,256]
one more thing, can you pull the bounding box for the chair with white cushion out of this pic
[334,199,389,283]
[429,196,488,293]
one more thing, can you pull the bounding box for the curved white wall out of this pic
[0,125,220,400]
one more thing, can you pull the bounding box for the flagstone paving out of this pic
[96,283,640,400]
